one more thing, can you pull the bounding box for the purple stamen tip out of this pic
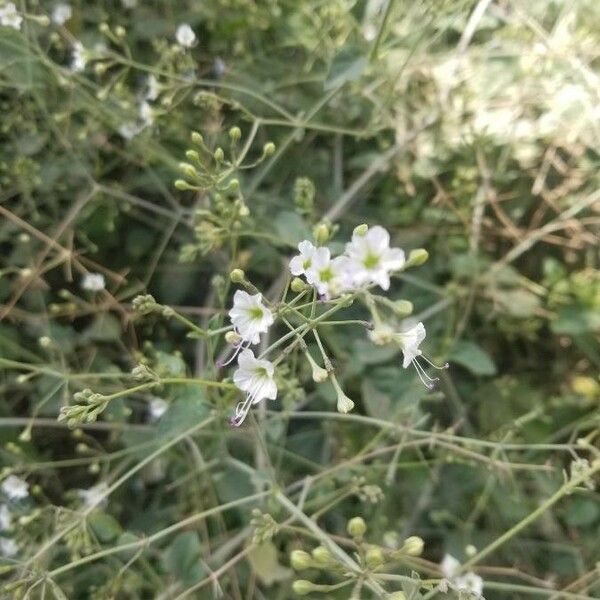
[216,359,224,368]
[229,416,241,428]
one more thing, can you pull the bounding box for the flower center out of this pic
[363,252,380,269]
[248,307,264,320]
[302,258,311,270]
[253,366,268,379]
[318,266,333,283]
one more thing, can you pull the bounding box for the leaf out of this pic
[157,389,209,438]
[450,341,496,376]
[165,532,204,586]
[273,211,311,246]
[83,314,122,342]
[551,306,600,335]
[88,511,122,543]
[325,46,367,90]
[247,542,291,586]
[565,498,600,527]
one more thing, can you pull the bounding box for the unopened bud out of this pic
[407,248,429,267]
[174,179,194,190]
[389,593,407,600]
[393,300,413,316]
[39,336,52,348]
[115,25,126,37]
[366,545,385,569]
[263,142,276,156]
[225,331,241,345]
[353,224,368,237]
[178,162,198,178]
[311,545,333,565]
[313,222,330,245]
[290,550,312,571]
[347,517,367,538]
[401,536,424,556]
[333,378,354,414]
[229,269,245,283]
[191,131,204,146]
[306,353,328,383]
[292,580,316,596]
[291,277,308,293]
[229,126,241,141]
[185,149,201,163]
[214,147,225,162]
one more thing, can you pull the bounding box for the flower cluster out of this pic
[440,554,484,597]
[224,224,445,426]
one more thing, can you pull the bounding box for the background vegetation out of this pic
[1,0,599,598]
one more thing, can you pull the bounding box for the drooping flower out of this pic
[305,247,349,299]
[78,482,109,509]
[139,101,153,126]
[440,554,484,597]
[1,475,28,500]
[176,23,197,48]
[344,225,405,290]
[70,42,87,72]
[0,505,11,531]
[52,3,72,25]
[0,2,22,30]
[145,74,160,101]
[148,397,168,421]
[332,375,354,414]
[81,272,105,292]
[231,349,277,427]
[289,240,319,278]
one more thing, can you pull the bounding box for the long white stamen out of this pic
[412,361,434,389]
[412,358,438,389]
[419,354,449,370]
[219,337,251,367]
[230,393,255,427]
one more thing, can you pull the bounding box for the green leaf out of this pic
[565,498,600,527]
[551,306,600,335]
[165,532,204,586]
[450,341,496,376]
[157,389,209,438]
[325,46,367,90]
[273,211,311,246]
[247,542,291,586]
[88,511,122,543]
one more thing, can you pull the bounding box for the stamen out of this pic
[412,362,435,389]
[412,358,438,390]
[218,337,251,367]
[419,354,449,370]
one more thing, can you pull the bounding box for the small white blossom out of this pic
[1,475,28,500]
[70,42,87,72]
[305,247,349,299]
[0,538,18,557]
[344,225,405,290]
[78,482,109,509]
[368,323,395,345]
[148,397,168,421]
[145,74,160,101]
[0,505,11,531]
[139,101,153,126]
[118,121,143,140]
[440,554,484,597]
[396,322,426,369]
[176,23,197,48]
[0,2,22,30]
[289,240,319,278]
[52,3,72,25]
[228,290,273,345]
[231,349,277,427]
[81,272,105,292]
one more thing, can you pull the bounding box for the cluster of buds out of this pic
[250,509,280,544]
[290,516,425,596]
[58,389,108,427]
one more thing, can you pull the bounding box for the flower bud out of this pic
[292,580,316,596]
[401,535,424,556]
[214,147,225,162]
[311,545,332,565]
[393,300,413,317]
[332,378,354,414]
[365,545,385,569]
[229,126,242,141]
[353,223,368,237]
[407,248,429,267]
[368,324,394,346]
[178,162,198,179]
[388,593,406,600]
[263,142,276,156]
[39,336,52,348]
[191,131,204,146]
[225,331,241,345]
[229,269,245,283]
[306,353,328,383]
[290,550,312,571]
[185,149,201,163]
[347,516,367,538]
[291,277,308,293]
[115,25,126,37]
[313,222,330,245]
[174,179,195,190]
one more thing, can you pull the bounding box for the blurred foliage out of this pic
[0,0,599,598]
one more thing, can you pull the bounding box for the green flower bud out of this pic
[174,179,195,190]
[263,142,276,156]
[291,277,308,293]
[292,580,316,596]
[388,593,406,600]
[191,131,204,145]
[365,545,385,569]
[313,222,330,245]
[353,223,368,237]
[290,550,312,571]
[393,300,413,317]
[347,516,367,538]
[407,248,429,267]
[311,545,333,565]
[179,162,198,178]
[214,147,225,162]
[401,536,424,556]
[229,269,246,283]
[229,126,242,141]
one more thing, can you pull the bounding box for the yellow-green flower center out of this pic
[363,252,380,269]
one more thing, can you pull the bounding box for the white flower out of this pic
[0,505,11,531]
[368,323,395,345]
[52,3,72,25]
[396,322,426,369]
[70,42,87,72]
[1,475,28,500]
[0,538,18,557]
[0,2,22,30]
[81,272,105,292]
[289,240,319,278]
[305,247,349,299]
[78,482,109,509]
[118,121,143,140]
[231,349,277,427]
[344,225,405,290]
[440,554,483,597]
[228,290,273,345]
[145,74,160,101]
[332,376,354,414]
[139,101,153,126]
[148,397,168,421]
[176,23,197,48]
